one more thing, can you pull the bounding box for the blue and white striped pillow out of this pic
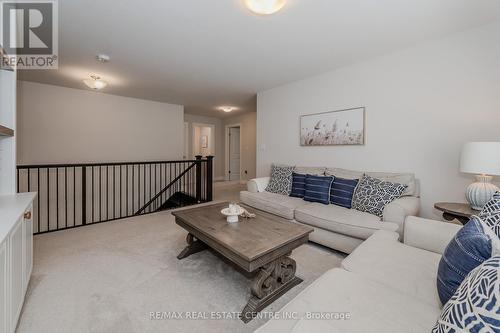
[330,177,359,209]
[303,175,334,205]
[289,173,307,198]
[436,216,500,305]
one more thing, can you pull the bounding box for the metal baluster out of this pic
[73,167,76,227]
[65,167,67,228]
[92,166,94,223]
[47,168,50,232]
[113,165,116,219]
[106,165,109,220]
[38,168,41,233]
[56,168,59,230]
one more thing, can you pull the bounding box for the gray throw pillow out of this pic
[352,175,407,218]
[265,164,295,195]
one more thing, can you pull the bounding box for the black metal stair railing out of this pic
[16,156,213,235]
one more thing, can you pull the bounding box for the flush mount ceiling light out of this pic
[244,0,286,15]
[83,75,108,90]
[96,54,110,63]
[220,106,235,113]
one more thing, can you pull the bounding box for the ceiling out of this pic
[18,0,500,118]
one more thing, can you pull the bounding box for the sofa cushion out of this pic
[365,171,416,196]
[330,177,359,209]
[255,268,440,333]
[265,164,294,195]
[436,216,499,305]
[239,191,307,220]
[352,175,407,218]
[294,166,326,176]
[342,230,443,309]
[432,255,500,333]
[294,202,398,240]
[325,167,363,180]
[303,175,333,205]
[289,173,307,198]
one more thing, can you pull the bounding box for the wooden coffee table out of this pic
[172,202,313,323]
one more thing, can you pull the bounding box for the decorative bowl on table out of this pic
[221,204,244,223]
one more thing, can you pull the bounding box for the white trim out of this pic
[225,123,243,181]
[183,122,189,159]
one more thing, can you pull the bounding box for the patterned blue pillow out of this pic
[330,177,359,209]
[303,175,334,205]
[479,191,500,238]
[437,216,499,305]
[289,173,307,198]
[433,255,500,333]
[265,164,295,195]
[351,175,407,218]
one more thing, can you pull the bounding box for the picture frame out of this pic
[201,135,208,148]
[300,107,365,146]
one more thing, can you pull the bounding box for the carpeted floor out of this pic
[17,183,344,333]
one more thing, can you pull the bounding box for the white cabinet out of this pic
[0,193,35,333]
[9,218,23,330]
[23,207,33,291]
[0,241,7,333]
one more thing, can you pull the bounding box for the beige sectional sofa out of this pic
[240,167,420,253]
[255,217,462,333]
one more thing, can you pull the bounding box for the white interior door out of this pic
[229,127,240,181]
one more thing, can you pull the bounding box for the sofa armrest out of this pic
[382,196,420,234]
[403,216,462,255]
[247,177,271,193]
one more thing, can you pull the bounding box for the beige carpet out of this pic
[17,183,344,333]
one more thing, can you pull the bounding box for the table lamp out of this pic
[460,142,500,210]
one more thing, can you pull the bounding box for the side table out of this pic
[434,202,480,225]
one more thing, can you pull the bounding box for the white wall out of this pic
[184,113,225,180]
[257,22,500,219]
[224,112,257,181]
[17,81,184,164]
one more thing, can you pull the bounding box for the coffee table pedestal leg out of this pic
[241,255,302,323]
[177,233,207,260]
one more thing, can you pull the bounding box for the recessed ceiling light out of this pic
[83,75,108,90]
[244,0,286,15]
[220,106,235,113]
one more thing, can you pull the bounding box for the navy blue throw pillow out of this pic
[437,217,494,305]
[290,173,307,198]
[303,175,334,205]
[330,177,359,209]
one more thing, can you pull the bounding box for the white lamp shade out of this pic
[460,142,500,176]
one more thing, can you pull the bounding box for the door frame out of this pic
[183,122,189,159]
[191,122,216,159]
[225,123,242,181]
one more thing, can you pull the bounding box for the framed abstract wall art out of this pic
[300,107,365,146]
